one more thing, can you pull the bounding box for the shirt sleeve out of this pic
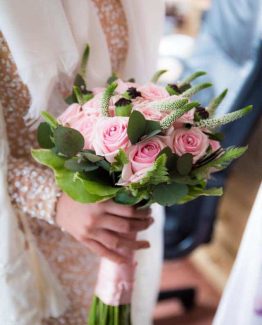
[7,156,61,224]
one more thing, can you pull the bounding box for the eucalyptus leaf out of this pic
[145,120,161,134]
[96,160,111,172]
[37,122,54,149]
[65,94,76,105]
[152,183,188,206]
[64,158,98,172]
[32,149,66,170]
[55,169,107,203]
[114,190,141,205]
[54,126,84,157]
[177,153,193,176]
[81,150,104,163]
[127,110,147,144]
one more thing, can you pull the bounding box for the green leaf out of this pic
[74,74,86,91]
[41,111,59,129]
[177,187,223,204]
[182,82,212,98]
[37,122,54,149]
[204,131,224,142]
[31,149,66,170]
[145,120,161,134]
[127,110,147,144]
[152,183,188,206]
[81,150,104,163]
[55,169,108,203]
[177,153,193,176]
[114,189,141,205]
[79,44,90,80]
[195,105,253,129]
[54,126,84,157]
[151,69,167,83]
[157,147,177,172]
[65,94,76,105]
[207,89,228,117]
[110,149,129,172]
[96,160,111,172]
[64,157,98,172]
[73,86,84,105]
[179,71,206,87]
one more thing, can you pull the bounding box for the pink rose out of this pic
[138,83,169,101]
[82,93,102,113]
[58,103,83,126]
[171,127,209,163]
[70,115,98,150]
[115,79,139,94]
[93,117,129,162]
[92,87,105,95]
[209,139,221,152]
[119,137,167,184]
[134,105,167,121]
[175,108,195,128]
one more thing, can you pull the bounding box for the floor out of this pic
[154,259,220,325]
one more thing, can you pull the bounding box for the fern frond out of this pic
[195,105,252,129]
[177,186,223,204]
[193,146,248,176]
[128,154,169,196]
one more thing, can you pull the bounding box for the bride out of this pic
[0,1,165,324]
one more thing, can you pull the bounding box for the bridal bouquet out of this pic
[32,46,252,324]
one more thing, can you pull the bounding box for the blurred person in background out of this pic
[164,0,262,259]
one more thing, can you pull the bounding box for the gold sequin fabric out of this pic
[91,0,129,74]
[0,1,128,324]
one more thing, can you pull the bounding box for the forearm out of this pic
[7,156,60,224]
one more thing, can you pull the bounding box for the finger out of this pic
[89,229,150,251]
[83,239,128,264]
[133,208,152,219]
[101,200,152,219]
[101,201,136,218]
[96,214,154,234]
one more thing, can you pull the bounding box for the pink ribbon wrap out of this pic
[95,254,137,306]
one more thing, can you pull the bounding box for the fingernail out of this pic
[149,217,154,224]
[143,242,150,248]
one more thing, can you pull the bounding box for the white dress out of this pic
[213,183,262,325]
[0,1,165,324]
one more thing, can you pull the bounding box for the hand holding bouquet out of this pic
[32,46,252,324]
